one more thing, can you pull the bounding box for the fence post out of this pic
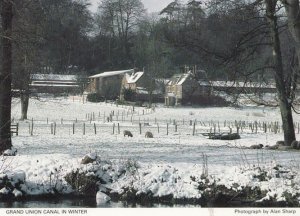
[113,123,115,134]
[31,122,34,136]
[167,123,169,135]
[94,123,97,135]
[73,123,75,135]
[139,123,142,135]
[193,121,196,136]
[83,123,85,135]
[118,123,120,134]
[157,123,160,133]
[16,123,19,136]
[255,121,258,134]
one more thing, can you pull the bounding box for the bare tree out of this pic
[0,0,14,153]
[13,0,44,120]
[96,0,146,66]
[265,0,296,145]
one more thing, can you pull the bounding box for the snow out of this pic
[126,72,144,84]
[32,81,77,84]
[167,73,190,86]
[0,187,10,195]
[89,69,134,79]
[30,84,79,87]
[96,191,111,204]
[5,96,300,203]
[6,170,26,185]
[3,147,17,156]
[87,152,97,160]
[12,189,23,198]
[210,81,276,89]
[31,74,78,81]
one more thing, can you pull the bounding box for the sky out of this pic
[89,0,189,13]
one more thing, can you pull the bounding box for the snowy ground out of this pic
[2,96,300,205]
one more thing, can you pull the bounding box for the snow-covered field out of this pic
[2,96,300,205]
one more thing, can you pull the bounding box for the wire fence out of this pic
[10,117,295,137]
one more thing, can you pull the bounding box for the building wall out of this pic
[101,75,124,99]
[85,78,97,93]
[182,77,202,99]
[86,75,124,99]
[165,76,208,106]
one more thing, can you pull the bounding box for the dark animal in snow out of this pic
[123,130,133,137]
[145,131,153,138]
[249,144,263,149]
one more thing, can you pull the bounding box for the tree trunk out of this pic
[0,0,13,153]
[282,0,300,92]
[282,0,300,50]
[265,0,296,146]
[20,91,29,120]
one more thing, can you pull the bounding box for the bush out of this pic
[87,93,105,103]
[64,169,98,196]
[123,88,136,101]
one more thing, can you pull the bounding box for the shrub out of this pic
[87,93,105,103]
[64,169,98,196]
[182,95,230,107]
[123,88,136,101]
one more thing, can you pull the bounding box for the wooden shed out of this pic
[86,69,134,99]
[30,74,80,94]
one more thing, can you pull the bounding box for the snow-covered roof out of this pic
[177,73,190,85]
[208,81,276,89]
[167,72,191,86]
[30,84,79,88]
[32,81,77,84]
[89,69,134,79]
[155,78,170,84]
[126,72,144,84]
[31,74,78,81]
